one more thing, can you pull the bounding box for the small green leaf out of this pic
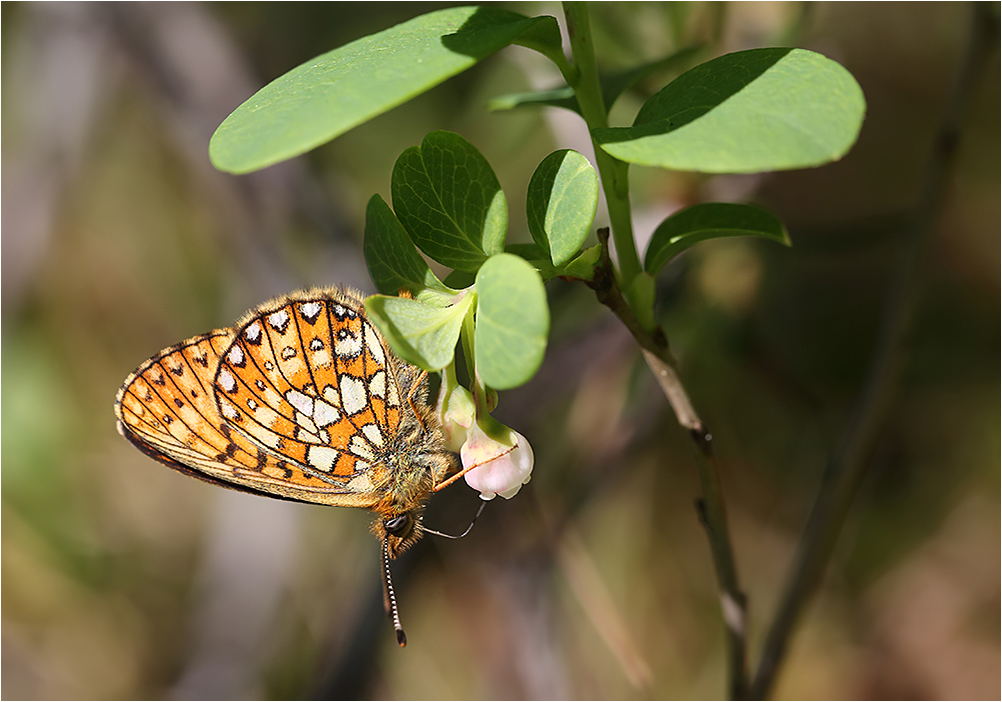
[526,150,599,267]
[364,293,473,371]
[488,85,577,113]
[392,131,507,272]
[210,7,552,174]
[594,48,866,173]
[474,254,549,389]
[644,203,790,274]
[363,195,453,300]
[489,45,702,114]
[507,15,564,61]
[559,244,602,281]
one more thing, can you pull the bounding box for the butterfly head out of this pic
[378,510,424,559]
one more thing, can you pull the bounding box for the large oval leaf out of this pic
[474,254,549,390]
[594,48,866,174]
[210,7,553,174]
[391,131,508,272]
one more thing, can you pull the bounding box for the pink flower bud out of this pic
[434,369,476,453]
[460,422,534,500]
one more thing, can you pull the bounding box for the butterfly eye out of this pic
[383,514,413,537]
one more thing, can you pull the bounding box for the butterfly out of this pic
[114,287,473,646]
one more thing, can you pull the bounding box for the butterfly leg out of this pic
[405,369,432,432]
[431,443,516,492]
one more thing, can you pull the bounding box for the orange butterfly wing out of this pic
[114,289,410,509]
[211,289,406,505]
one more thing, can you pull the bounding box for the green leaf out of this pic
[391,131,507,272]
[489,45,702,114]
[594,48,866,173]
[560,244,602,281]
[644,202,790,274]
[507,15,564,60]
[363,195,453,301]
[488,85,577,113]
[210,7,552,174]
[526,150,599,267]
[474,254,549,389]
[364,293,473,371]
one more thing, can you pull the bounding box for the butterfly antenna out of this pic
[422,500,488,539]
[381,538,407,647]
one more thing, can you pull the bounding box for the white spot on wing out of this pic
[309,339,331,368]
[386,374,400,406]
[361,423,384,447]
[286,390,314,417]
[364,325,385,364]
[369,371,386,399]
[255,406,280,429]
[347,471,373,492]
[314,400,340,427]
[268,309,290,332]
[220,398,240,420]
[323,384,340,407]
[258,430,281,449]
[340,376,367,415]
[295,412,319,437]
[245,321,262,342]
[335,329,362,357]
[218,369,236,393]
[227,345,245,365]
[300,301,322,321]
[349,435,375,460]
[307,445,340,472]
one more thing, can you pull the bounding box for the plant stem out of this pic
[588,229,748,699]
[562,2,643,290]
[748,5,996,697]
[563,3,747,695]
[458,297,483,405]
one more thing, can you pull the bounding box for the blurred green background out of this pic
[2,2,998,699]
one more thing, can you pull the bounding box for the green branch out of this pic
[586,228,748,699]
[748,5,997,697]
[562,2,643,292]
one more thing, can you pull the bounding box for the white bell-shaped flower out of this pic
[460,420,534,500]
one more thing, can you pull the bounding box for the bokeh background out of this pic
[3,2,998,699]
